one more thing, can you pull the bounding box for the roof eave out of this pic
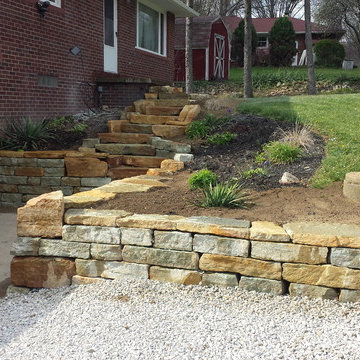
[156,0,199,17]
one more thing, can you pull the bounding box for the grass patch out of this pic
[207,132,237,146]
[238,93,360,187]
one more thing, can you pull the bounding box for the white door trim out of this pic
[104,0,118,73]
[214,34,225,79]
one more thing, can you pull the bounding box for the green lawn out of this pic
[238,93,360,187]
[230,67,360,88]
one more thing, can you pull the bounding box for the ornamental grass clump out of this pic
[207,132,237,146]
[258,141,302,165]
[188,169,217,190]
[199,182,249,208]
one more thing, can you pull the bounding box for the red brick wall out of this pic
[0,0,175,127]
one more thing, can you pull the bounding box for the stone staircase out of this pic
[82,86,200,180]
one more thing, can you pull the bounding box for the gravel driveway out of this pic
[1,279,360,360]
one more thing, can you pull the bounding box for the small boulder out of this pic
[279,172,300,185]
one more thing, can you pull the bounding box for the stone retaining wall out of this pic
[9,190,360,302]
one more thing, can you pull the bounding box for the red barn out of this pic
[174,16,230,81]
[0,0,197,127]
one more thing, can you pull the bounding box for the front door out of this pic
[104,0,118,73]
[214,34,225,79]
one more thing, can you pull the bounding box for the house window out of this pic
[137,1,166,56]
[49,0,61,7]
[257,36,268,48]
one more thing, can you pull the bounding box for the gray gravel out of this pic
[1,279,360,360]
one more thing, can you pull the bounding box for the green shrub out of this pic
[260,141,302,164]
[199,182,249,208]
[71,123,88,133]
[186,114,231,140]
[188,169,217,190]
[314,39,345,68]
[231,19,258,67]
[207,132,237,145]
[242,167,269,179]
[269,17,297,67]
[0,118,55,151]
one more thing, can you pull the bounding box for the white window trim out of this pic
[257,36,268,48]
[136,0,167,57]
[49,0,61,8]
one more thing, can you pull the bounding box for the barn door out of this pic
[214,34,225,79]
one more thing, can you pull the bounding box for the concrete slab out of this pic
[0,208,16,297]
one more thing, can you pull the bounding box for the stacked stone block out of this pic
[9,190,360,303]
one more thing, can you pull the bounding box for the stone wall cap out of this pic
[345,172,360,184]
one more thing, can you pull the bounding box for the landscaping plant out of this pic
[188,169,217,190]
[207,132,237,146]
[199,182,249,208]
[268,17,297,67]
[258,141,302,165]
[314,39,345,68]
[242,167,269,179]
[276,122,315,152]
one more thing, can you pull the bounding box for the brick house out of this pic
[0,0,197,127]
[223,16,344,66]
[174,16,230,81]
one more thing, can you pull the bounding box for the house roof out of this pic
[156,0,199,17]
[175,16,224,49]
[223,16,335,34]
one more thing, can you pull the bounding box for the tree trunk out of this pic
[244,0,253,98]
[185,0,193,94]
[305,0,316,95]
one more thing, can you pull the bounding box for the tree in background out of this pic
[268,17,297,66]
[314,40,346,67]
[243,0,253,98]
[231,20,257,66]
[252,0,303,18]
[305,0,316,95]
[315,0,360,61]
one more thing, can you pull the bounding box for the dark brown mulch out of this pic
[187,114,325,191]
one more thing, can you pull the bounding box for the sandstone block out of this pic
[116,214,184,230]
[194,234,249,257]
[64,189,117,208]
[151,137,191,153]
[91,244,122,260]
[22,195,37,203]
[62,225,121,244]
[200,254,282,280]
[6,285,31,296]
[177,216,250,239]
[152,125,185,138]
[201,273,238,287]
[37,159,65,168]
[44,167,65,177]
[173,153,194,163]
[283,222,360,248]
[22,151,70,159]
[146,169,173,176]
[95,143,156,156]
[283,263,360,290]
[0,184,18,193]
[0,151,24,158]
[15,158,38,167]
[339,289,360,303]
[330,248,360,269]
[150,266,202,285]
[65,209,131,227]
[122,245,199,270]
[41,177,62,186]
[27,177,41,185]
[39,239,90,259]
[102,262,149,279]
[11,257,75,288]
[289,283,338,300]
[0,175,28,185]
[72,275,108,285]
[250,221,290,242]
[144,93,158,99]
[251,241,328,264]
[154,231,192,251]
[343,172,360,202]
[239,276,286,295]
[80,177,112,187]
[0,166,15,175]
[61,177,81,186]
[65,157,108,177]
[82,138,100,148]
[17,190,64,238]
[15,167,44,177]
[75,259,105,277]
[160,159,184,172]
[10,237,40,256]
[121,228,153,246]
[1,193,23,203]
[146,106,182,116]
[178,104,201,123]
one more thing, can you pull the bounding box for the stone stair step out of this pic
[149,86,183,94]
[108,167,149,180]
[145,93,158,99]
[107,155,166,168]
[95,144,156,156]
[108,120,127,133]
[98,133,153,144]
[166,120,190,126]
[154,99,191,107]
[145,106,183,116]
[158,93,189,100]
[130,113,178,125]
[152,125,186,138]
[121,122,153,134]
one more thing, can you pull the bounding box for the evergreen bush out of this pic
[314,39,345,68]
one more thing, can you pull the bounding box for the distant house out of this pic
[0,0,197,127]
[223,16,344,66]
[174,16,230,81]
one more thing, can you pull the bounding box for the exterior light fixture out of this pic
[70,46,81,56]
[36,0,50,17]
